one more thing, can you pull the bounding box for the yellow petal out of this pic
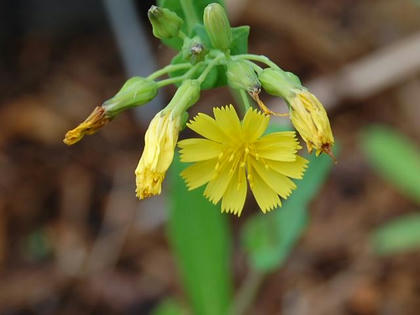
[221,166,247,216]
[187,113,227,143]
[248,164,281,213]
[213,105,242,141]
[178,138,223,162]
[250,157,296,199]
[181,159,217,190]
[255,131,300,161]
[266,156,308,179]
[242,108,269,142]
[204,159,236,204]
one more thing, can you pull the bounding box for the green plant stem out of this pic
[178,30,187,40]
[239,89,251,112]
[234,54,280,70]
[229,269,266,315]
[244,60,263,74]
[197,55,224,84]
[180,0,199,34]
[156,63,202,88]
[148,63,192,80]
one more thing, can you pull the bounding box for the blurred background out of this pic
[0,0,420,314]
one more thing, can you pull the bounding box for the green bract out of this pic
[258,68,301,99]
[168,79,201,115]
[226,59,260,92]
[102,77,158,117]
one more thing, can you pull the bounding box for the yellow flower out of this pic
[135,109,181,199]
[289,89,335,160]
[63,106,109,145]
[178,105,308,216]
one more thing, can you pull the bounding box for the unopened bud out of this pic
[203,3,232,51]
[182,36,207,64]
[148,5,183,40]
[226,60,260,92]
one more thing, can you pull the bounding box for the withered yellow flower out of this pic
[289,89,335,159]
[135,79,201,199]
[63,106,109,145]
[178,105,308,216]
[258,68,335,159]
[135,108,181,199]
[63,77,158,146]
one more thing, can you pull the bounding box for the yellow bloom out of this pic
[135,109,181,199]
[289,89,335,160]
[63,106,109,145]
[178,105,308,216]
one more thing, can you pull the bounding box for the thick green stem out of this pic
[234,54,280,70]
[180,0,199,34]
[147,63,192,80]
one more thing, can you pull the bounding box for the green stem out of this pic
[244,60,263,75]
[197,55,224,84]
[234,54,280,70]
[180,0,199,34]
[229,269,266,315]
[147,63,192,80]
[156,63,202,88]
[178,30,187,40]
[239,89,251,112]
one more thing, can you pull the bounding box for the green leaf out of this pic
[230,26,250,55]
[158,0,225,50]
[242,139,337,272]
[371,213,420,255]
[152,298,188,315]
[360,125,420,203]
[167,154,233,315]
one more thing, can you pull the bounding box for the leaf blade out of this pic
[360,125,420,203]
[167,154,233,315]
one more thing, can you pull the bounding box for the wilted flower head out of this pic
[63,77,158,145]
[259,68,335,159]
[178,105,308,216]
[289,89,335,158]
[135,108,182,199]
[135,79,200,199]
[63,106,109,145]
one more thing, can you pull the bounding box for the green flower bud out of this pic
[103,77,158,117]
[167,79,201,115]
[182,36,207,64]
[203,3,232,51]
[226,60,260,92]
[258,68,302,98]
[148,5,183,40]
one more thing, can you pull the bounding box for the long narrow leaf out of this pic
[167,154,232,315]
